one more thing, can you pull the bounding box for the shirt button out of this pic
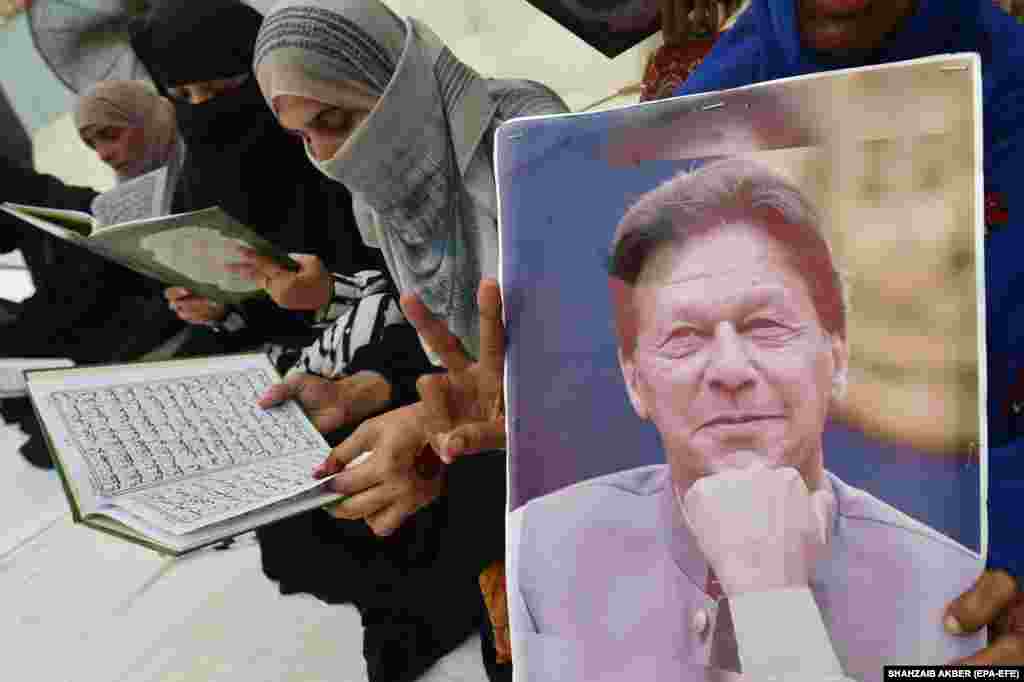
[691,608,710,636]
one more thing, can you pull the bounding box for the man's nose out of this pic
[705,324,757,392]
[97,145,117,163]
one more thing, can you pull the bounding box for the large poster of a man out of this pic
[497,54,986,680]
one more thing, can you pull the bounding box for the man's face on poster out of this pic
[619,222,848,489]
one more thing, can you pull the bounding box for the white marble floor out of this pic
[0,417,485,682]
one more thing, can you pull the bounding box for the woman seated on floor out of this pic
[235,2,567,679]
[0,80,184,468]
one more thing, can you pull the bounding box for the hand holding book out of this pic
[0,201,301,306]
[257,370,392,434]
[225,246,332,311]
[312,401,445,537]
[164,286,227,325]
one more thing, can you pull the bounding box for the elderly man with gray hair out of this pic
[497,158,984,680]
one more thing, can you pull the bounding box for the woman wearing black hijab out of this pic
[130,0,431,425]
[130,0,389,353]
[130,5,485,682]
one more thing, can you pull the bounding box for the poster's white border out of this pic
[968,52,989,563]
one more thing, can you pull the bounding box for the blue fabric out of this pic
[675,0,1024,577]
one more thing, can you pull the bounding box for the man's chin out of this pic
[693,450,825,490]
[720,449,761,469]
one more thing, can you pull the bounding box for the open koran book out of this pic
[0,358,74,399]
[26,353,342,556]
[1,166,299,305]
[498,54,986,679]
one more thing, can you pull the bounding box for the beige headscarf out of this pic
[74,80,178,182]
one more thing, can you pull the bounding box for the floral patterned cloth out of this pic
[640,36,719,102]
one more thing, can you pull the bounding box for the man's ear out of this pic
[619,347,650,420]
[829,333,850,401]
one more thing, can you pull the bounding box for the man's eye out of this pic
[658,328,703,356]
[744,319,790,336]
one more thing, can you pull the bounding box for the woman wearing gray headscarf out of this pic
[245,1,566,677]
[74,80,181,183]
[249,0,565,520]
[248,0,565,358]
[1,80,185,468]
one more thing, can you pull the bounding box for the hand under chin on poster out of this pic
[677,463,835,596]
[674,465,852,679]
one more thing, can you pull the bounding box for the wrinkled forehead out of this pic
[632,225,820,318]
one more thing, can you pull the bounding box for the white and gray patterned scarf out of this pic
[254,0,499,360]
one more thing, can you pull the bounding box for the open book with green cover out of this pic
[26,352,344,555]
[1,167,298,305]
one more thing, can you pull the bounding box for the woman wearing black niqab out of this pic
[130,0,384,349]
[130,5,486,682]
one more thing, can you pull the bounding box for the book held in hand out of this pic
[26,352,341,555]
[1,166,299,305]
